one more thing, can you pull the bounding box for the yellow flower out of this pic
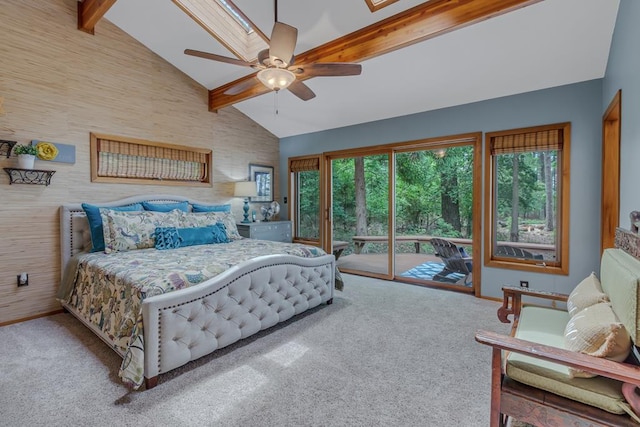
[36,142,59,161]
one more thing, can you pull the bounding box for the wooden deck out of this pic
[337,253,441,275]
[337,252,472,287]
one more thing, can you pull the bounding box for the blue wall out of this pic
[603,0,640,226]
[281,80,603,298]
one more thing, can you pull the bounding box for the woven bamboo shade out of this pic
[91,133,212,186]
[290,157,319,172]
[490,129,563,155]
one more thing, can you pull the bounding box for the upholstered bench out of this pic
[476,228,640,426]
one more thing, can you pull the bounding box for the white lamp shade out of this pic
[257,68,296,91]
[234,181,258,197]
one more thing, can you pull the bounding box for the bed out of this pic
[58,194,336,390]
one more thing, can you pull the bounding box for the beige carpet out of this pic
[0,274,511,426]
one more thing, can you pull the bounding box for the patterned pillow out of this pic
[178,211,242,240]
[81,202,143,252]
[100,209,183,253]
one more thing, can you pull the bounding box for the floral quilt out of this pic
[64,239,330,389]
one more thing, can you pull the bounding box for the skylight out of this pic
[364,0,400,12]
[173,0,268,62]
[216,0,252,34]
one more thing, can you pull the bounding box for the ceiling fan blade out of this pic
[224,77,260,96]
[184,49,254,67]
[287,80,316,101]
[293,63,362,77]
[269,22,297,66]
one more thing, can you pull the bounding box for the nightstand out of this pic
[236,221,292,243]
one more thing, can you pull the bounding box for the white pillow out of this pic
[567,272,609,317]
[564,302,631,378]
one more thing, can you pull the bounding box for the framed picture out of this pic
[249,163,274,202]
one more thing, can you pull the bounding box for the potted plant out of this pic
[13,144,38,169]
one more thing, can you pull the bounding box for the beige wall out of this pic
[0,0,279,324]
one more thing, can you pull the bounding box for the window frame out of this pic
[288,154,322,246]
[172,0,268,62]
[483,123,570,275]
[364,0,400,12]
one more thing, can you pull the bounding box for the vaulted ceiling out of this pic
[85,0,619,138]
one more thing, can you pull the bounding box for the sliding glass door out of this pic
[291,133,481,294]
[394,145,476,290]
[330,154,391,278]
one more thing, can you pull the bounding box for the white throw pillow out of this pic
[567,272,609,317]
[564,302,631,378]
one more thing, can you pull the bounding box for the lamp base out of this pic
[241,198,251,223]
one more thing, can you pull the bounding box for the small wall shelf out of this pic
[0,140,17,158]
[4,168,56,186]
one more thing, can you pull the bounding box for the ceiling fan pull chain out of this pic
[274,91,279,117]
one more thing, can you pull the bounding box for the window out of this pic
[215,0,253,33]
[172,0,268,62]
[289,156,321,243]
[364,0,400,12]
[90,133,212,186]
[484,123,570,274]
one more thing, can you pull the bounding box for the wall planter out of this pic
[3,168,56,186]
[17,154,36,169]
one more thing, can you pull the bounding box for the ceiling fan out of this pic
[184,0,362,101]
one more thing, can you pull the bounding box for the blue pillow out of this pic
[191,203,231,213]
[209,222,230,243]
[142,201,189,212]
[82,203,143,252]
[154,227,181,250]
[154,223,230,250]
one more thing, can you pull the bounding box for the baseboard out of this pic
[0,308,65,327]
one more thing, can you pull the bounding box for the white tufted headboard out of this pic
[59,194,232,280]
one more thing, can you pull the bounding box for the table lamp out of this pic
[234,181,257,223]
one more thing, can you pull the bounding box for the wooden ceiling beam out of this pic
[78,0,117,35]
[209,0,542,112]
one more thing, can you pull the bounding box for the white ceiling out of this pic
[104,0,620,138]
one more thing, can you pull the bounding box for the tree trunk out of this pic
[354,157,368,237]
[544,151,554,231]
[510,155,519,242]
[441,169,462,233]
[538,153,546,219]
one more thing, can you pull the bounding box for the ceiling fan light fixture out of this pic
[257,68,296,91]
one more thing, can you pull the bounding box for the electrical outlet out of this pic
[520,280,529,288]
[17,273,28,287]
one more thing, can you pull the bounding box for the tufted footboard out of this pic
[141,254,335,388]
